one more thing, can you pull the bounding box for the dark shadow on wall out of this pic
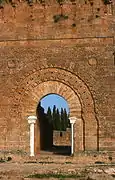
[52,145,71,156]
[37,102,53,151]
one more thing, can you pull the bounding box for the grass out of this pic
[24,161,37,164]
[0,158,5,163]
[65,161,72,164]
[26,173,85,179]
[24,161,54,164]
[39,161,54,164]
[0,157,12,163]
[53,14,68,23]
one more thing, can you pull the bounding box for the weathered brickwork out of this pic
[53,129,71,146]
[0,0,115,154]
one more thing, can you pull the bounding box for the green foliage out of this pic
[0,0,112,7]
[24,161,37,163]
[0,156,12,163]
[61,108,68,130]
[102,0,112,5]
[47,106,52,124]
[0,0,17,7]
[53,14,68,23]
[61,108,65,130]
[65,161,72,164]
[27,173,83,179]
[46,105,69,131]
[63,108,68,128]
[0,0,45,7]
[0,158,5,163]
[56,0,65,5]
[39,0,45,4]
[55,108,61,130]
[53,105,57,130]
[95,161,105,164]
[0,0,112,9]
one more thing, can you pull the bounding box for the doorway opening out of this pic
[36,94,71,155]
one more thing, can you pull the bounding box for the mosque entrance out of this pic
[36,94,71,155]
[19,68,98,155]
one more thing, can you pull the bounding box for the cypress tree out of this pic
[67,113,71,128]
[55,108,60,130]
[61,108,65,131]
[47,106,52,124]
[52,105,57,130]
[63,108,68,130]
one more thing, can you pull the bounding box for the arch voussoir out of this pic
[16,67,98,152]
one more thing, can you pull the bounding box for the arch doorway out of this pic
[36,94,71,155]
[17,67,98,155]
[32,81,82,155]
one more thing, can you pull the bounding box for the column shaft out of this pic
[30,123,35,156]
[71,123,74,155]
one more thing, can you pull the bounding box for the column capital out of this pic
[69,117,76,124]
[28,115,37,124]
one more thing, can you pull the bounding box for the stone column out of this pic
[28,116,37,156]
[69,117,76,155]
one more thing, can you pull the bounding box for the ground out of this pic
[0,152,115,180]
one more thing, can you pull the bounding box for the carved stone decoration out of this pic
[15,67,98,153]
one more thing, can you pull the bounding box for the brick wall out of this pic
[0,0,115,153]
[53,129,71,146]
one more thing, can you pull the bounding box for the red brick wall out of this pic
[53,129,71,146]
[0,0,115,153]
